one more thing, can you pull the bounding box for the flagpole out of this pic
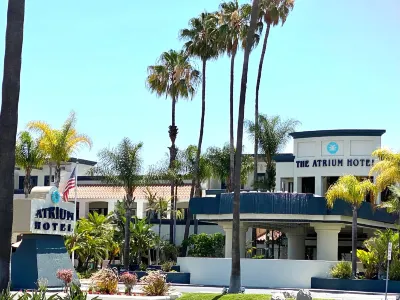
[71,160,78,266]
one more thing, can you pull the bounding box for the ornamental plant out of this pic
[56,269,73,292]
[140,271,170,296]
[120,272,137,295]
[91,268,119,294]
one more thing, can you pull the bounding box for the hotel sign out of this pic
[296,158,375,168]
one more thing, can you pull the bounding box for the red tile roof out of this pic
[72,184,192,200]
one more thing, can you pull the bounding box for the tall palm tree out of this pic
[0,0,25,291]
[147,50,200,244]
[253,0,294,185]
[379,185,400,256]
[218,1,260,193]
[206,144,253,190]
[15,131,46,197]
[27,111,92,188]
[91,138,143,271]
[325,175,377,278]
[229,0,260,293]
[369,148,400,191]
[246,114,299,191]
[180,12,220,199]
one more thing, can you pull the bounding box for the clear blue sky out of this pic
[0,0,399,169]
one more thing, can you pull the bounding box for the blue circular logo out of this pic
[51,190,60,204]
[327,142,339,154]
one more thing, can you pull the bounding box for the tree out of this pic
[0,0,25,291]
[147,50,200,244]
[90,138,143,271]
[379,185,400,256]
[15,131,46,197]
[229,0,260,293]
[369,148,400,191]
[218,0,260,193]
[130,217,156,265]
[206,144,253,191]
[325,175,377,278]
[180,12,220,198]
[28,111,92,188]
[253,0,294,186]
[246,114,299,191]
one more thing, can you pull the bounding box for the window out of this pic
[18,176,38,190]
[44,175,55,186]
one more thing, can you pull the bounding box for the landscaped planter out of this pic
[311,277,400,293]
[128,271,190,284]
[147,265,181,272]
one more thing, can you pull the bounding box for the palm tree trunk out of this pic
[157,213,161,265]
[23,168,31,198]
[229,0,260,293]
[229,54,235,193]
[253,23,271,190]
[398,215,400,259]
[123,205,132,271]
[49,162,53,186]
[0,0,25,291]
[169,96,177,244]
[352,205,358,278]
[55,164,61,188]
[173,184,178,245]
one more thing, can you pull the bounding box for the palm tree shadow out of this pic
[211,295,224,300]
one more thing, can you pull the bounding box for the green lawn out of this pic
[179,293,332,300]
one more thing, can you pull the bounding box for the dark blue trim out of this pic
[273,153,295,162]
[148,219,215,226]
[290,129,386,139]
[122,271,190,284]
[205,189,252,196]
[189,193,396,225]
[311,277,400,293]
[68,157,97,166]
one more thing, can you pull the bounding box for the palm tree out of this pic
[0,0,25,291]
[325,175,377,278]
[15,131,46,197]
[90,138,143,271]
[147,50,200,244]
[253,0,294,186]
[130,217,156,265]
[369,148,400,191]
[246,114,299,191]
[379,185,400,256]
[218,0,260,193]
[229,0,260,293]
[27,111,92,188]
[206,144,253,191]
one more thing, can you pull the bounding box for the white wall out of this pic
[178,257,336,288]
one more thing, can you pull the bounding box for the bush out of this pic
[160,241,180,262]
[330,261,352,279]
[139,262,147,271]
[120,272,137,295]
[389,259,400,281]
[357,249,378,279]
[140,271,170,296]
[56,269,73,292]
[77,270,96,279]
[91,268,118,294]
[252,255,265,259]
[183,233,225,257]
[161,261,175,272]
[65,282,91,300]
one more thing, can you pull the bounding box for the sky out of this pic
[0,0,399,170]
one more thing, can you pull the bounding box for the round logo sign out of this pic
[327,142,339,155]
[51,190,61,204]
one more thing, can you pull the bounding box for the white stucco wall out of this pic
[178,257,336,288]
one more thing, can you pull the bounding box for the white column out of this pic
[240,225,248,258]
[220,223,233,258]
[108,200,117,215]
[135,198,147,219]
[315,176,322,196]
[285,227,305,260]
[79,200,89,219]
[275,176,281,192]
[312,223,344,261]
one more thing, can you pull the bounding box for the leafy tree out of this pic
[206,144,253,191]
[27,111,92,188]
[218,0,261,192]
[379,185,400,255]
[325,175,377,278]
[253,0,294,184]
[370,148,400,191]
[0,0,25,290]
[229,0,260,293]
[246,114,299,191]
[90,138,143,271]
[15,131,46,197]
[183,233,225,258]
[130,217,156,265]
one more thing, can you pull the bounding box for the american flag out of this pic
[63,166,76,202]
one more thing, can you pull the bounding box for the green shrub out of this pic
[161,261,175,272]
[140,271,170,296]
[183,233,225,257]
[357,249,378,279]
[77,270,96,279]
[139,262,147,271]
[252,255,265,259]
[389,259,400,281]
[330,261,352,279]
